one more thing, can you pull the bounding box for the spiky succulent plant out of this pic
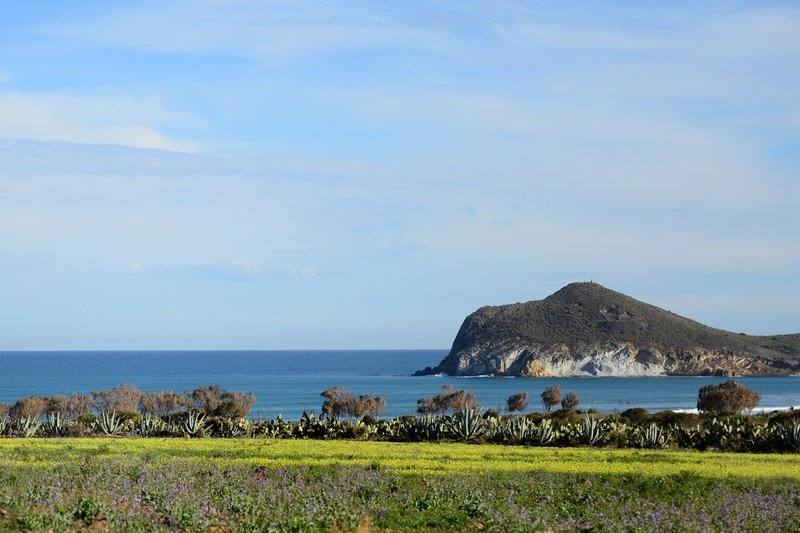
[95,411,123,436]
[446,409,486,442]
[181,411,206,437]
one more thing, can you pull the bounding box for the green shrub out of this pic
[649,410,700,428]
[620,407,650,425]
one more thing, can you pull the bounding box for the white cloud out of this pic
[0,90,196,152]
[42,0,453,62]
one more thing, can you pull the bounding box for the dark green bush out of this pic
[548,408,580,425]
[697,380,760,414]
[621,407,650,425]
[649,410,700,428]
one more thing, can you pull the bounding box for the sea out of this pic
[1,350,798,418]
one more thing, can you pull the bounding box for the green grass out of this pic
[2,438,800,478]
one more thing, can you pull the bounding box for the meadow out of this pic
[2,439,800,531]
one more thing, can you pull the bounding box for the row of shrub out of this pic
[2,405,799,453]
[0,384,255,420]
[2,380,797,452]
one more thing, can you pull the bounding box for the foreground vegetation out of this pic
[1,439,800,531]
[3,382,800,456]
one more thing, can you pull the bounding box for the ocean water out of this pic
[0,350,798,418]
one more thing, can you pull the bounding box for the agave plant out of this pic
[17,416,41,438]
[181,411,206,437]
[777,422,800,452]
[95,411,123,436]
[43,412,69,437]
[405,415,444,442]
[634,423,669,449]
[580,416,605,446]
[138,414,165,437]
[529,419,556,445]
[446,409,485,442]
[499,417,530,444]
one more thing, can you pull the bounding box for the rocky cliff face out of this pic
[416,283,800,377]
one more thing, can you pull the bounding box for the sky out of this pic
[0,1,799,350]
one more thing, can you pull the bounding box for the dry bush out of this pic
[506,392,529,413]
[93,384,143,413]
[0,403,8,419]
[10,396,49,419]
[561,392,580,410]
[697,380,760,414]
[138,391,183,416]
[417,385,478,415]
[186,385,256,418]
[322,387,386,419]
[321,386,350,419]
[47,394,93,419]
[540,384,562,412]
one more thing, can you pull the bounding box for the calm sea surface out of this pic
[0,350,798,418]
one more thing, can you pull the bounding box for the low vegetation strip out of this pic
[2,438,800,478]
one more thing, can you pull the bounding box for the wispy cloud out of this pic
[0,90,196,152]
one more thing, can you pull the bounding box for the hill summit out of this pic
[415,282,800,377]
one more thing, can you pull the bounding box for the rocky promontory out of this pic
[416,282,800,377]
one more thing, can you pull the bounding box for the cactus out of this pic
[181,411,206,437]
[43,412,69,437]
[295,411,327,438]
[701,417,744,451]
[95,411,123,436]
[446,409,485,442]
[18,416,41,438]
[635,423,668,449]
[254,415,295,438]
[213,417,251,438]
[671,424,702,449]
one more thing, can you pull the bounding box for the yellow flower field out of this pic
[2,438,799,478]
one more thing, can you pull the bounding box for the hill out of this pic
[415,282,800,376]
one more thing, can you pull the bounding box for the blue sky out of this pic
[1,1,798,349]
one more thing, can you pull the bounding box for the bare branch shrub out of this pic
[186,385,256,418]
[417,385,478,415]
[541,384,562,412]
[506,392,529,413]
[138,391,183,416]
[93,384,142,413]
[561,392,580,410]
[10,396,49,419]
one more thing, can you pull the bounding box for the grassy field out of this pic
[2,437,800,478]
[1,439,800,530]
